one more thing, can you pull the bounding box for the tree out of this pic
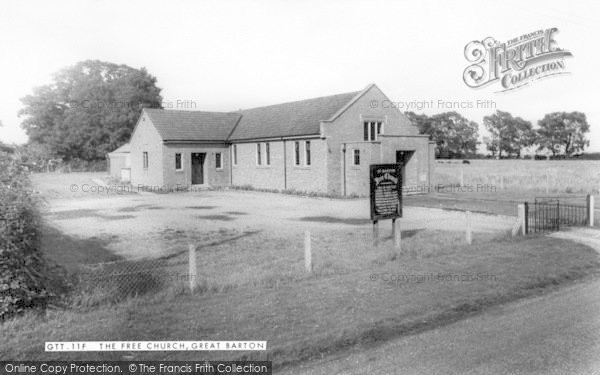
[482,136,497,157]
[483,110,512,159]
[483,110,535,158]
[537,112,590,157]
[406,111,479,158]
[430,112,478,158]
[503,117,536,158]
[404,112,431,134]
[19,60,162,161]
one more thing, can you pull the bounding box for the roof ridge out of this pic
[325,83,376,122]
[234,90,361,113]
[144,108,237,115]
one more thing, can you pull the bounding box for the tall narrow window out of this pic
[265,143,270,165]
[232,145,237,166]
[143,152,148,169]
[215,152,222,169]
[175,153,182,170]
[364,121,383,141]
[370,121,376,141]
[353,149,360,165]
[305,141,311,166]
[256,143,262,165]
[294,141,300,165]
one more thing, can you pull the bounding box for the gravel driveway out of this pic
[43,189,516,259]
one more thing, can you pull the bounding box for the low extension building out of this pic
[113,84,434,196]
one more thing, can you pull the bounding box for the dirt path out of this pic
[550,227,600,252]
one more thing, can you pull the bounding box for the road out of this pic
[282,277,600,374]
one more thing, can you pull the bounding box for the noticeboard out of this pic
[370,163,402,221]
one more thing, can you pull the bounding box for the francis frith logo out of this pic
[463,27,572,92]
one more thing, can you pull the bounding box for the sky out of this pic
[1,0,599,151]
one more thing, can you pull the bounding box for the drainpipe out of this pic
[229,144,233,186]
[427,142,430,192]
[283,140,287,190]
[428,142,432,193]
[342,143,347,196]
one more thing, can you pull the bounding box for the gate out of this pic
[525,196,590,233]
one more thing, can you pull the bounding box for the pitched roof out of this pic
[138,86,369,143]
[228,91,360,141]
[143,108,241,142]
[108,142,130,154]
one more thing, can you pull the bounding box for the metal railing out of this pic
[525,198,589,233]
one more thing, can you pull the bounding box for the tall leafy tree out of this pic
[503,117,536,158]
[404,112,430,134]
[482,136,498,157]
[19,60,162,161]
[434,113,477,158]
[537,112,589,157]
[406,111,479,158]
[483,110,513,159]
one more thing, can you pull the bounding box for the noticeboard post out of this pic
[370,163,403,247]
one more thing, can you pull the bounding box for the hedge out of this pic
[0,151,50,321]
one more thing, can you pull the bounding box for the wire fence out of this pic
[69,219,487,306]
[74,257,190,305]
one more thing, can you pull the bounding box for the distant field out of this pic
[434,159,600,194]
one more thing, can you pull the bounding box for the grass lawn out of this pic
[422,159,600,217]
[434,159,600,194]
[30,172,133,200]
[1,229,599,370]
[405,190,595,217]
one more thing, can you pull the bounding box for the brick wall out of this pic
[130,113,164,187]
[380,136,431,189]
[231,138,328,193]
[323,85,432,196]
[163,143,230,188]
[231,141,286,190]
[285,138,328,193]
[342,141,381,196]
[108,154,128,179]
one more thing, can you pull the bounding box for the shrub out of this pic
[0,152,51,321]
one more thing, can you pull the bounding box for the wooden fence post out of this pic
[518,203,527,235]
[588,195,595,227]
[304,231,312,272]
[373,221,379,247]
[465,211,472,244]
[393,219,401,251]
[188,244,197,293]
